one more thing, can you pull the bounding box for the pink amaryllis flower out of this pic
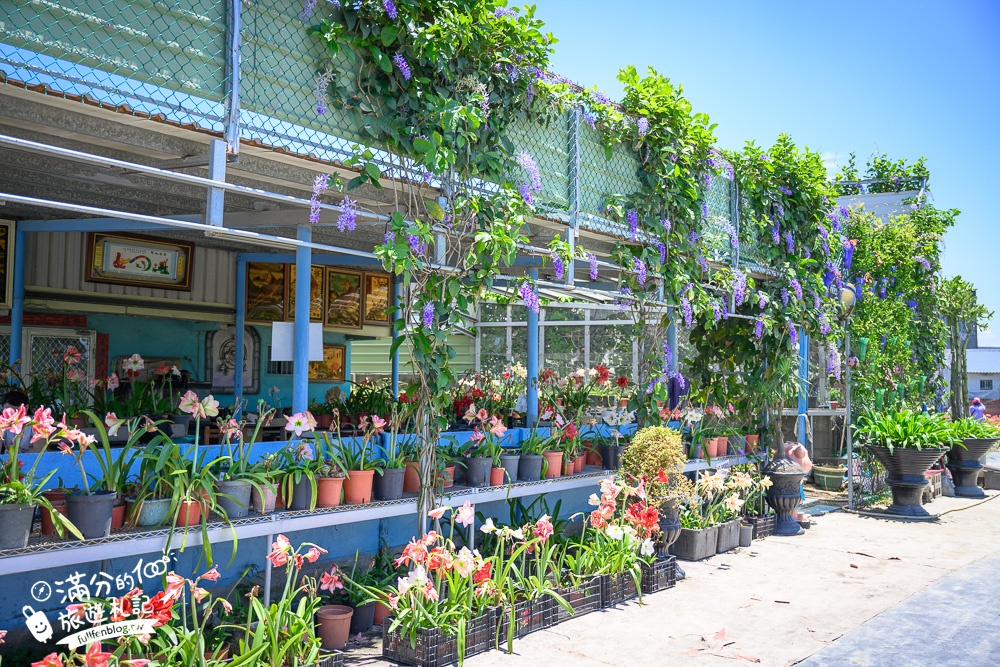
[200,395,220,419]
[105,412,127,437]
[534,515,554,542]
[122,353,145,376]
[320,566,344,593]
[285,412,312,436]
[0,405,29,435]
[63,347,82,365]
[427,506,448,520]
[266,535,292,567]
[178,390,202,417]
[106,373,120,390]
[200,566,221,582]
[30,407,56,443]
[456,501,475,528]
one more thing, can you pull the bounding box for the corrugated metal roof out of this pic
[950,348,1000,374]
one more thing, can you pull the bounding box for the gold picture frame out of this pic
[363,272,392,325]
[246,263,287,322]
[287,265,326,322]
[325,269,363,329]
[86,232,194,291]
[309,343,346,382]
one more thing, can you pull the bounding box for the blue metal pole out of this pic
[527,269,539,427]
[292,225,311,413]
[234,257,246,417]
[667,320,679,409]
[9,228,26,370]
[797,332,810,447]
[391,273,401,398]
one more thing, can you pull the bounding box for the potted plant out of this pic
[828,388,842,410]
[854,408,950,516]
[673,471,731,561]
[518,424,555,481]
[81,409,146,531]
[249,452,282,514]
[373,404,411,500]
[334,413,384,504]
[945,418,1000,498]
[59,412,123,540]
[310,400,334,430]
[461,406,505,487]
[0,405,82,548]
[215,400,278,519]
[330,553,383,635]
[733,463,775,539]
[277,439,319,512]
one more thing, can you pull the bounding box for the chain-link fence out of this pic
[850,450,890,509]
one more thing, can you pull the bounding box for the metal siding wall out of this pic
[351,335,475,377]
[23,231,236,305]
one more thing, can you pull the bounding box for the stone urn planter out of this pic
[655,499,682,558]
[947,438,997,498]
[868,445,947,517]
[765,456,806,536]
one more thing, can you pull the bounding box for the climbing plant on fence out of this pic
[845,205,955,412]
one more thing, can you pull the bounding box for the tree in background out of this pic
[940,276,993,420]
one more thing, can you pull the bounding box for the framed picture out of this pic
[0,220,14,309]
[246,263,286,322]
[325,269,363,329]
[205,327,261,395]
[363,272,392,325]
[309,344,346,382]
[287,265,325,322]
[86,233,194,291]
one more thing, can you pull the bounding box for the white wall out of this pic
[968,373,1000,400]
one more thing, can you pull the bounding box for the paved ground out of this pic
[346,492,1000,666]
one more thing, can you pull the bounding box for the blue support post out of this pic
[9,228,25,370]
[391,273,401,398]
[234,257,246,417]
[667,320,679,409]
[205,139,227,227]
[292,225,312,413]
[797,332,810,446]
[526,269,539,427]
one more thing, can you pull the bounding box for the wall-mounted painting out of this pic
[325,269,363,329]
[0,220,14,309]
[309,343,346,382]
[205,327,261,395]
[287,265,325,322]
[246,263,286,322]
[86,233,194,291]
[363,272,391,325]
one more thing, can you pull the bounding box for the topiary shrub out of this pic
[622,426,693,504]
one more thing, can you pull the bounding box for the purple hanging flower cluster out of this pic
[309,173,329,224]
[392,53,411,81]
[790,277,802,300]
[422,302,434,329]
[662,341,673,367]
[826,349,836,373]
[301,0,318,20]
[722,221,739,250]
[590,90,612,106]
[688,230,700,246]
[820,237,830,256]
[838,205,850,220]
[656,241,666,265]
[781,287,789,306]
[587,252,598,280]
[636,117,649,137]
[777,185,792,196]
[313,68,335,115]
[661,217,672,233]
[627,210,639,240]
[383,0,398,19]
[819,312,831,335]
[784,230,795,253]
[337,195,357,232]
[733,268,747,305]
[826,210,842,233]
[617,287,632,312]
[493,6,518,17]
[775,202,785,218]
[770,225,780,245]
[712,299,722,323]
[698,256,709,273]
[812,291,821,309]
[384,230,395,246]
[634,257,647,286]
[789,322,798,346]
[681,295,693,328]
[703,172,713,188]
[758,293,766,310]
[515,151,542,205]
[582,109,597,128]
[701,201,709,218]
[551,252,564,280]
[754,317,764,340]
[818,225,829,240]
[914,255,931,271]
[519,280,539,314]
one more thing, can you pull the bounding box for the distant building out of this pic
[947,348,1000,401]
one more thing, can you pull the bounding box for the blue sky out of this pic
[534,0,1000,343]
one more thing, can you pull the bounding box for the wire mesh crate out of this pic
[599,570,639,608]
[312,651,345,667]
[382,612,495,667]
[553,576,603,624]
[639,556,677,595]
[744,514,777,539]
[494,596,556,644]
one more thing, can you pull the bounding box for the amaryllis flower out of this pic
[106,373,120,390]
[31,407,56,443]
[427,506,447,520]
[534,515,554,542]
[563,422,578,439]
[218,599,232,615]
[452,547,476,577]
[320,566,344,593]
[616,376,629,389]
[123,353,145,376]
[191,586,209,603]
[469,430,485,443]
[0,405,29,435]
[32,653,65,667]
[480,517,497,534]
[422,581,439,602]
[489,416,507,438]
[200,395,220,419]
[178,391,202,417]
[304,545,327,563]
[0,629,6,644]
[285,412,312,436]
[164,572,187,601]
[395,537,429,567]
[63,346,82,365]
[200,566,221,582]
[456,501,475,528]
[266,535,292,568]
[640,539,655,557]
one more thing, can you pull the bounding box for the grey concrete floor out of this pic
[346,492,1000,667]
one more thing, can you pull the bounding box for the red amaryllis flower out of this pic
[83,641,113,667]
[472,560,492,585]
[616,376,629,389]
[31,654,64,667]
[562,422,578,439]
[593,364,610,385]
[656,469,670,484]
[624,501,660,539]
[141,591,174,628]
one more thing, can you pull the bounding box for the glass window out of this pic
[591,308,630,322]
[544,307,588,322]
[981,379,993,391]
[590,325,634,378]
[479,302,508,323]
[509,304,528,322]
[543,325,585,376]
[479,328,509,375]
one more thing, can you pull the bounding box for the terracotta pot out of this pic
[490,467,506,486]
[343,470,375,505]
[403,462,421,493]
[251,483,277,514]
[315,414,333,430]
[543,450,563,479]
[715,437,729,457]
[618,398,629,408]
[829,402,839,410]
[562,459,574,476]
[41,499,68,536]
[373,600,392,626]
[574,454,586,473]
[316,477,345,508]
[745,435,759,453]
[111,502,126,531]
[316,604,353,650]
[176,499,202,527]
[702,439,716,459]
[442,464,456,488]
[586,448,602,466]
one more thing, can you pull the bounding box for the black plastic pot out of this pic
[65,491,117,539]
[716,519,740,553]
[947,438,997,498]
[464,456,491,488]
[374,468,406,501]
[451,459,467,486]
[656,499,682,558]
[671,525,719,561]
[499,453,520,484]
[518,455,544,481]
[350,601,376,635]
[216,480,252,519]
[765,456,806,536]
[598,444,625,470]
[288,476,315,511]
[868,445,946,517]
[0,503,35,549]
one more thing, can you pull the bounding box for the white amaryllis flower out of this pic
[104,412,127,437]
[285,412,312,436]
[588,493,601,507]
[178,390,203,418]
[123,353,145,374]
[640,539,655,557]
[605,525,624,541]
[200,395,220,419]
[170,365,182,377]
[723,494,744,513]
[397,565,428,596]
[509,363,527,379]
[480,518,498,534]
